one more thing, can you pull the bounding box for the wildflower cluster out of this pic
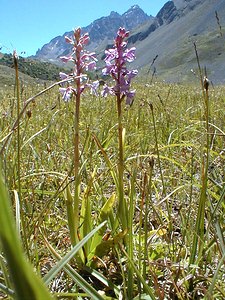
[102,27,138,105]
[59,28,98,101]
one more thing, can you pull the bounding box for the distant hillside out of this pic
[128,0,225,83]
[1,1,225,85]
[0,53,67,81]
[0,64,42,88]
[31,0,225,84]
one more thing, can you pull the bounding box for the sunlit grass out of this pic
[0,75,224,299]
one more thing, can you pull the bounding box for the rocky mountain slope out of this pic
[29,0,225,83]
[34,5,152,61]
[129,0,225,83]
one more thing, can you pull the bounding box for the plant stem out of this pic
[13,52,21,203]
[149,103,167,197]
[143,158,154,278]
[13,51,30,258]
[74,79,80,179]
[189,77,210,267]
[116,94,127,230]
[73,74,81,248]
[127,169,136,299]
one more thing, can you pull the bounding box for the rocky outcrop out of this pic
[34,5,151,61]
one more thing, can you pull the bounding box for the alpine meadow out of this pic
[0,0,224,299]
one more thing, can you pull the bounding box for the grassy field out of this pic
[0,72,224,299]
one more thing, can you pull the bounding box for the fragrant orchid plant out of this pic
[102,27,138,230]
[59,28,97,255]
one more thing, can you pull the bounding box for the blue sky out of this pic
[0,0,168,56]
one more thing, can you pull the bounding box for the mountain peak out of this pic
[122,4,149,17]
[109,11,120,18]
[125,4,142,12]
[131,4,140,9]
[34,6,151,60]
[32,0,225,83]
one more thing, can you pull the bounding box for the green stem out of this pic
[65,183,76,246]
[13,52,30,258]
[127,169,136,299]
[13,53,21,203]
[189,78,210,267]
[116,94,127,230]
[74,76,81,247]
[149,103,167,201]
[143,158,154,279]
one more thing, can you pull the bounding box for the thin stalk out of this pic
[183,148,194,242]
[72,50,86,263]
[193,42,204,92]
[13,51,30,258]
[149,103,168,218]
[74,75,81,179]
[127,169,136,299]
[13,52,21,203]
[189,76,210,266]
[116,94,127,230]
[119,244,157,300]
[115,246,128,299]
[138,170,144,295]
[141,172,147,279]
[143,157,154,278]
[73,78,81,248]
[149,103,166,195]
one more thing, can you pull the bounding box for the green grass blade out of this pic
[43,221,107,285]
[13,189,20,238]
[0,283,15,297]
[80,168,96,257]
[189,169,208,266]
[59,263,104,300]
[83,265,120,297]
[0,253,14,296]
[92,134,119,189]
[207,252,225,297]
[64,183,76,246]
[0,166,53,300]
[121,246,156,300]
[88,193,116,261]
[43,232,105,300]
[209,185,225,256]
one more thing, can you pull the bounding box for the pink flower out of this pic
[59,87,75,101]
[85,61,96,71]
[125,90,136,106]
[104,49,117,63]
[117,27,129,39]
[123,47,136,62]
[65,36,73,44]
[59,72,68,80]
[101,84,114,97]
[60,56,73,63]
[59,28,98,101]
[101,27,138,105]
[88,80,100,96]
[79,33,89,46]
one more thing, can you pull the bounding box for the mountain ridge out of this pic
[130,0,225,83]
[34,5,152,61]
[3,0,225,84]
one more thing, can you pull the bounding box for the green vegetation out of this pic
[0,65,224,299]
[0,53,68,81]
